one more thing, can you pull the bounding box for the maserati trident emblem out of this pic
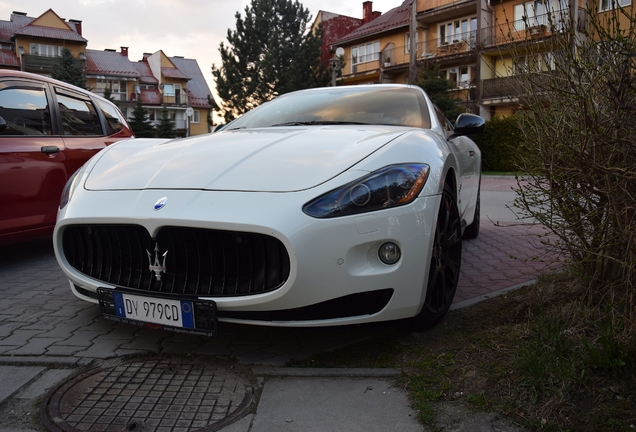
[147,243,168,281]
[154,197,168,211]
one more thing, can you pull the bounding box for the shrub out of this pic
[471,116,521,172]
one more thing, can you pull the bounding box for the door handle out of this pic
[41,146,61,155]
[469,150,475,157]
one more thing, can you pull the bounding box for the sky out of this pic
[2,0,401,105]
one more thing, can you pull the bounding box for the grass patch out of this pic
[287,272,636,431]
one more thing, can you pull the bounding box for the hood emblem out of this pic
[154,197,168,211]
[147,243,168,281]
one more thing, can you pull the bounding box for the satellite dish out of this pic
[335,47,345,57]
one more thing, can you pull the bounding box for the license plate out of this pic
[114,292,192,327]
[97,289,218,336]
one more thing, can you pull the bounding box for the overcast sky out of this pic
[2,0,400,104]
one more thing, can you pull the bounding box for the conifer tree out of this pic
[129,98,155,138]
[212,0,328,122]
[156,105,176,138]
[50,47,86,89]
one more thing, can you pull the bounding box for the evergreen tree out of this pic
[102,87,116,104]
[156,105,176,138]
[129,98,155,138]
[212,0,328,123]
[415,66,463,121]
[50,47,86,89]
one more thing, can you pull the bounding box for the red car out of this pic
[0,70,134,245]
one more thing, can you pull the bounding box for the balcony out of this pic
[22,54,63,72]
[482,70,560,101]
[480,9,574,49]
[380,33,476,69]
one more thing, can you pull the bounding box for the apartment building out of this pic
[330,0,610,120]
[0,9,216,136]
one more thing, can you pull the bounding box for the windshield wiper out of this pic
[271,120,368,127]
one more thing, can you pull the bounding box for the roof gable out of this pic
[334,0,411,45]
[14,9,87,43]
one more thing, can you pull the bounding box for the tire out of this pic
[413,182,462,328]
[462,191,480,239]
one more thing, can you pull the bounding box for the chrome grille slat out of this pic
[62,225,290,297]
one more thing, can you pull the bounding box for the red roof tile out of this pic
[85,49,139,77]
[334,0,411,45]
[161,66,190,80]
[140,89,162,104]
[169,56,217,109]
[15,25,87,42]
[133,61,158,84]
[0,49,19,67]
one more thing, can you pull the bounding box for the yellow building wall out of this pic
[15,36,85,56]
[30,10,70,29]
[189,110,210,135]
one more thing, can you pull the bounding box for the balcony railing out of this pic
[480,9,571,49]
[22,54,62,72]
[379,33,476,70]
[482,70,562,100]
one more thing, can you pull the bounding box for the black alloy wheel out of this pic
[413,182,462,328]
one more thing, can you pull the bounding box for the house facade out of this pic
[0,9,216,136]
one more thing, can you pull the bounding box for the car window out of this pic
[96,99,126,135]
[0,86,53,136]
[228,87,431,130]
[56,91,102,136]
[434,106,454,134]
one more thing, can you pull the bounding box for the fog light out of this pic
[379,242,401,265]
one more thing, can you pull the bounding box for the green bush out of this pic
[471,116,521,172]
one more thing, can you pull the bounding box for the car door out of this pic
[0,79,67,237]
[53,86,111,176]
[433,106,478,219]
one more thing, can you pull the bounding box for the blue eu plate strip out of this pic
[181,301,195,329]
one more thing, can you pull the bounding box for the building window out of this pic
[191,110,200,123]
[445,67,471,88]
[29,43,62,57]
[600,0,631,11]
[163,84,174,96]
[351,41,380,64]
[405,32,419,53]
[96,79,128,101]
[140,84,155,90]
[438,18,477,46]
[514,0,570,30]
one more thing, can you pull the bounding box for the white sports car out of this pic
[53,84,484,336]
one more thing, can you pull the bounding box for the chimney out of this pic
[69,19,82,36]
[363,1,373,24]
[121,47,129,57]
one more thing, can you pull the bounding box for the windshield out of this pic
[226,86,431,130]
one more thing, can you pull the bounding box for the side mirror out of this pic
[0,116,6,133]
[449,113,485,139]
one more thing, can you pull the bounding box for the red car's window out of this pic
[96,99,126,135]
[57,93,102,136]
[0,87,53,135]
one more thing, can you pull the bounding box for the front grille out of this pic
[62,225,290,297]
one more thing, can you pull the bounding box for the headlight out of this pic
[59,165,86,210]
[303,164,430,218]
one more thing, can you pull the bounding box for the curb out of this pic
[252,366,402,378]
[450,279,537,311]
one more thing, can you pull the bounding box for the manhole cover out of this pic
[42,357,253,432]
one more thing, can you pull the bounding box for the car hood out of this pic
[85,126,409,192]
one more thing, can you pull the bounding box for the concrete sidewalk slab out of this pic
[0,366,44,405]
[250,376,422,432]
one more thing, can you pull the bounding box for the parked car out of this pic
[0,70,133,245]
[53,84,483,336]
